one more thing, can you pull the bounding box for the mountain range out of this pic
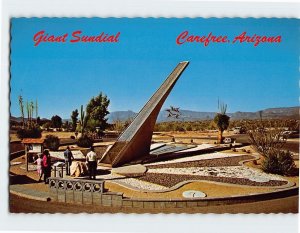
[10,106,299,124]
[107,106,299,123]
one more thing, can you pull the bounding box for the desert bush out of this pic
[247,121,288,156]
[175,125,185,132]
[44,135,60,151]
[77,135,93,148]
[185,123,193,131]
[261,149,296,176]
[70,135,75,139]
[17,127,42,139]
[247,121,297,176]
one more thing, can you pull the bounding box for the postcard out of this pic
[9,17,299,216]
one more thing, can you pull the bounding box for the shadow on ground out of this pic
[9,172,37,185]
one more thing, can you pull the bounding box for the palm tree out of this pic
[213,101,230,144]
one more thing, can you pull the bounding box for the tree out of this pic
[44,135,60,151]
[51,115,62,128]
[112,119,126,134]
[63,121,70,130]
[86,92,110,131]
[43,121,51,130]
[36,116,41,126]
[17,127,41,139]
[247,121,296,176]
[71,109,79,131]
[247,120,287,156]
[213,101,230,144]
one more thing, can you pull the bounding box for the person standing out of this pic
[86,146,97,180]
[42,149,51,184]
[64,146,74,175]
[34,153,43,182]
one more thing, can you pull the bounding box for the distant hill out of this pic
[157,109,216,122]
[11,106,299,124]
[107,106,299,123]
[107,110,137,123]
[229,107,299,120]
[10,116,49,123]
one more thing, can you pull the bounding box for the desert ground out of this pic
[9,130,299,213]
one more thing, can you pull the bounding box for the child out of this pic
[34,153,43,182]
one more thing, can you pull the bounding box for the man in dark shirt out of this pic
[64,146,74,175]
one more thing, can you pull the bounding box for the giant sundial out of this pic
[100,61,189,167]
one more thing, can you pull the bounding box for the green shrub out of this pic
[261,149,296,176]
[77,135,93,148]
[175,125,185,132]
[17,127,42,139]
[185,124,193,131]
[44,135,60,151]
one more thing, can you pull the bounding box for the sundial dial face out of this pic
[182,190,206,198]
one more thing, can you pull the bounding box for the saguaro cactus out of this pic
[18,95,25,128]
[80,105,88,135]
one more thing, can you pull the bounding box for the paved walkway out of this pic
[10,184,51,202]
[9,147,299,203]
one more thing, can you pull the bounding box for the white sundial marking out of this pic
[147,166,285,183]
[145,151,246,166]
[98,173,168,191]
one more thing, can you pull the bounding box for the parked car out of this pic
[233,127,246,134]
[278,131,298,140]
[223,137,232,144]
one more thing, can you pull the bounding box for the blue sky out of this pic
[10,18,299,119]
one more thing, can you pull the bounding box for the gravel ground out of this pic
[98,173,168,191]
[146,155,254,169]
[108,154,290,190]
[138,173,288,188]
[145,152,247,166]
[148,166,286,181]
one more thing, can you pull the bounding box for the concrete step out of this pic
[10,184,51,202]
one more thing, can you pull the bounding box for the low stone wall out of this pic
[114,187,298,209]
[49,177,117,205]
[49,177,298,208]
[10,150,25,161]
